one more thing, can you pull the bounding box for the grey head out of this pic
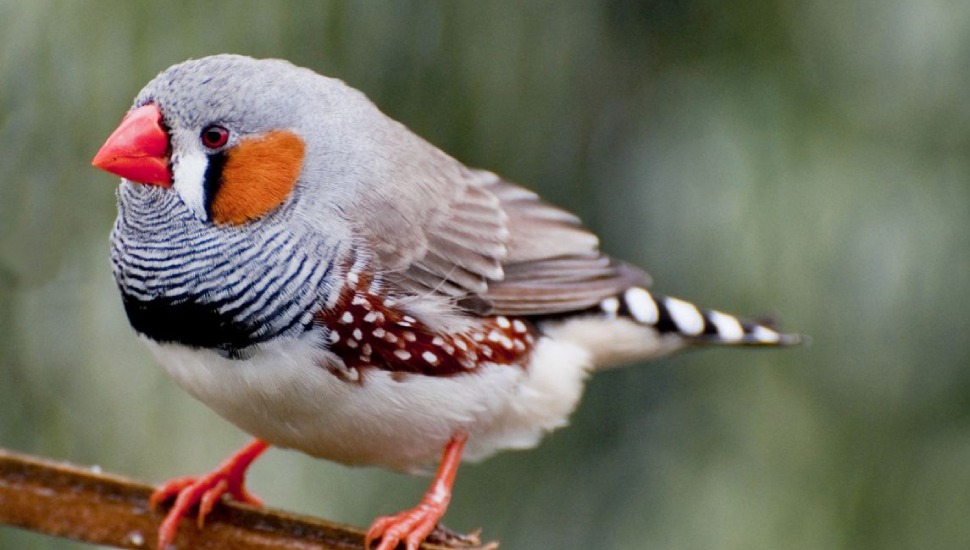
[132,54,386,231]
[109,55,388,354]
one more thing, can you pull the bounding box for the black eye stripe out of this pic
[202,151,227,220]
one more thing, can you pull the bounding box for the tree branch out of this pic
[0,447,490,549]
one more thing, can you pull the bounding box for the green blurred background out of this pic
[2,1,969,548]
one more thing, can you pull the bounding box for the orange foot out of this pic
[149,438,269,549]
[366,433,467,550]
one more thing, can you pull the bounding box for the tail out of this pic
[539,286,801,369]
[605,287,802,347]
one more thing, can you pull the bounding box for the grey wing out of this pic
[350,154,648,316]
[479,177,649,315]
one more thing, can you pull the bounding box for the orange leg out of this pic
[149,438,269,549]
[366,433,468,550]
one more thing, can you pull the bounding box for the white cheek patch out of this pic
[170,130,210,221]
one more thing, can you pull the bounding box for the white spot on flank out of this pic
[362,343,372,356]
[487,330,502,343]
[347,272,359,286]
[329,331,340,344]
[665,297,705,336]
[422,351,439,365]
[496,316,511,329]
[500,336,514,349]
[512,320,528,334]
[352,295,367,306]
[346,339,358,349]
[432,336,445,347]
[455,339,469,351]
[373,327,386,338]
[352,328,363,341]
[385,332,398,344]
[394,349,412,361]
[482,347,493,358]
[752,326,781,343]
[473,333,485,342]
[403,331,417,342]
[709,310,744,342]
[402,315,417,324]
[363,312,378,323]
[624,288,658,324]
[340,311,354,324]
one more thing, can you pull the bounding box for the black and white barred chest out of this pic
[110,184,337,355]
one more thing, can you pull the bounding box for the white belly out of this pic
[144,332,592,473]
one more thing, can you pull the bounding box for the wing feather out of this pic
[347,132,648,316]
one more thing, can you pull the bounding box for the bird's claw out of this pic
[149,440,268,549]
[150,468,262,549]
[366,502,445,550]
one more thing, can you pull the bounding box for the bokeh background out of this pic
[2,1,969,549]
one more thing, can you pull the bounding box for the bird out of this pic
[91,54,799,550]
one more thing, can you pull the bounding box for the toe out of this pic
[150,476,196,510]
[366,507,444,550]
[198,479,228,527]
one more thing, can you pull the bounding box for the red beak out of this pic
[92,104,172,186]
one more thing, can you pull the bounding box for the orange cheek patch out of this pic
[211,130,305,226]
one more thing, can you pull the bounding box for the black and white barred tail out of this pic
[600,287,801,347]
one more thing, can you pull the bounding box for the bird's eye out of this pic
[200,125,230,149]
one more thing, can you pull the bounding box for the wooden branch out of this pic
[0,448,490,549]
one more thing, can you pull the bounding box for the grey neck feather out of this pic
[110,182,342,355]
